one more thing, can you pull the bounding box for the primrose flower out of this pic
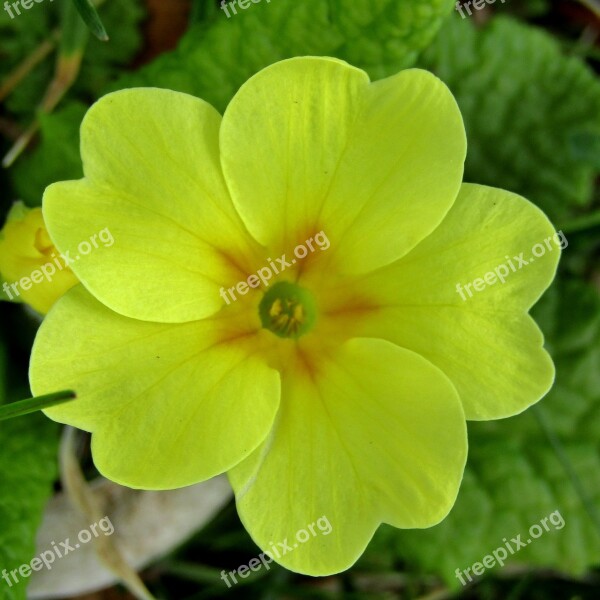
[30,58,559,575]
[0,202,78,314]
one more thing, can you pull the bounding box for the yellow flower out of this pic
[0,202,78,314]
[30,58,560,575]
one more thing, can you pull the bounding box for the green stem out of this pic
[0,390,76,421]
[532,405,600,537]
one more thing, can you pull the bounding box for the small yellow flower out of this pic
[30,58,560,575]
[0,203,78,314]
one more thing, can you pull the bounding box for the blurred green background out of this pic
[1,0,599,598]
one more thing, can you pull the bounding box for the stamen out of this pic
[259,281,317,339]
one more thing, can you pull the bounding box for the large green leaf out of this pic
[419,16,600,225]
[0,341,59,600]
[114,0,455,111]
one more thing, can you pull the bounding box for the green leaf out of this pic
[366,279,600,584]
[71,0,109,42]
[0,340,59,599]
[419,16,600,225]
[568,130,600,169]
[0,418,59,599]
[112,0,456,112]
[0,339,5,405]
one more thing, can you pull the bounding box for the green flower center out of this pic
[259,281,317,339]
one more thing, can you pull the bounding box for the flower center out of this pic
[259,281,317,339]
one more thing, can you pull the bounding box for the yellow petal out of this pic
[43,88,260,323]
[30,285,280,489]
[229,338,467,575]
[0,204,78,314]
[351,183,560,420]
[220,58,466,273]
